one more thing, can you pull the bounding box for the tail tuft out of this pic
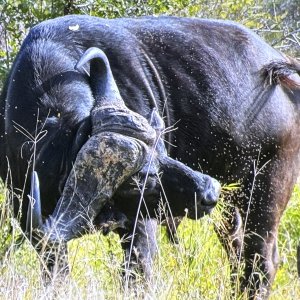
[262,58,300,89]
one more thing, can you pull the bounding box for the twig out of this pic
[271,28,300,47]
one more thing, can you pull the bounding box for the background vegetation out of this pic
[0,184,299,299]
[0,0,300,299]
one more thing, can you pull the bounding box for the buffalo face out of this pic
[27,47,220,246]
[114,156,220,221]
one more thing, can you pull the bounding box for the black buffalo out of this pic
[1,15,300,299]
[0,16,221,283]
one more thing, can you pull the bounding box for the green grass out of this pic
[270,185,300,300]
[0,185,299,299]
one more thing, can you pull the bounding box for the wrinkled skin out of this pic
[44,132,147,241]
[1,15,300,298]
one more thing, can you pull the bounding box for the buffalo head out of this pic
[26,47,220,245]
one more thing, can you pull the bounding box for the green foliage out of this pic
[269,0,300,56]
[0,184,14,258]
[271,184,300,299]
[281,184,300,241]
[0,187,299,299]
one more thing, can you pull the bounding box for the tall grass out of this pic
[0,182,299,299]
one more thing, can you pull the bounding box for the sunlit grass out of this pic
[270,184,300,300]
[0,184,299,299]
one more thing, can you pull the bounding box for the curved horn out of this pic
[75,47,124,107]
[26,171,43,232]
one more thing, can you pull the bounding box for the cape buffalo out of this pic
[0,16,221,283]
[1,15,300,299]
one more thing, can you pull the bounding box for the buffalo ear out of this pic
[75,47,125,108]
[149,108,165,133]
[58,117,92,194]
[148,108,167,156]
[71,117,92,158]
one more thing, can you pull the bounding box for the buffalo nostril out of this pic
[201,178,221,206]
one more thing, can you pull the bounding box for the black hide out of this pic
[1,15,300,299]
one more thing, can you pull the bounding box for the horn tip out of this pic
[26,171,43,232]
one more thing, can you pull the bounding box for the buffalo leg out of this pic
[214,203,244,295]
[224,153,297,299]
[239,175,280,299]
[243,156,298,299]
[116,218,158,283]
